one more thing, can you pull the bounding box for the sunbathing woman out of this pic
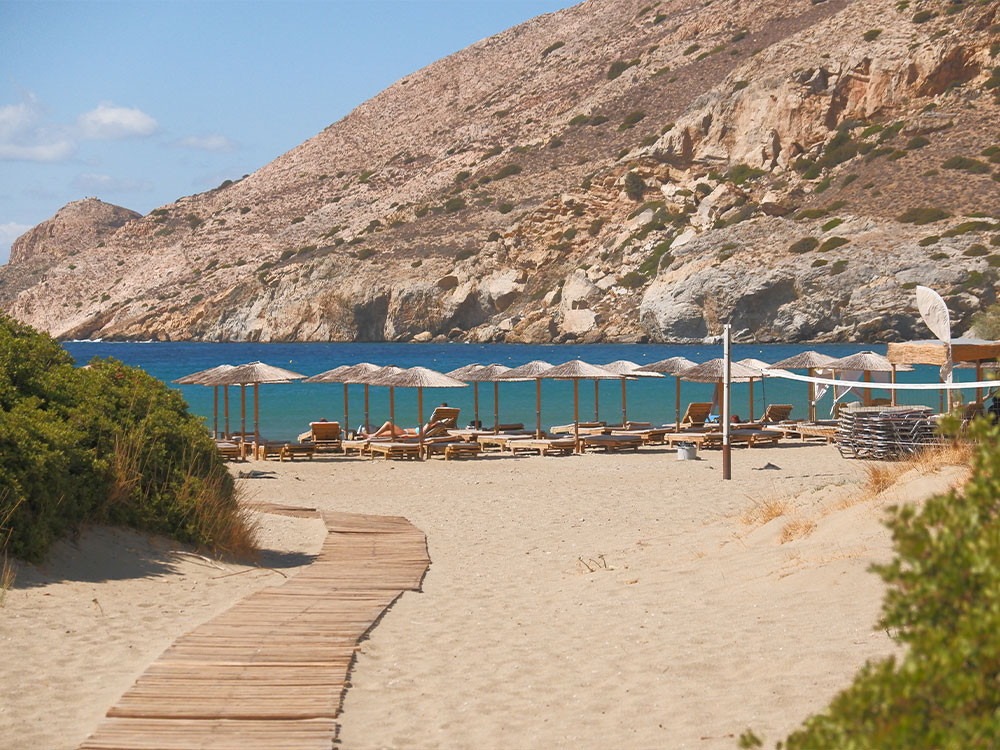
[366,421,408,438]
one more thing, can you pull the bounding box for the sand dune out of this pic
[0,444,965,749]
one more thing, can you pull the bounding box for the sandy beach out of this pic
[0,442,966,749]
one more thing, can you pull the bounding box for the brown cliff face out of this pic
[1,0,998,344]
[8,198,140,266]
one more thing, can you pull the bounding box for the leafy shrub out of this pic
[906,136,930,150]
[898,207,951,225]
[785,419,1000,747]
[588,218,606,236]
[493,164,522,180]
[481,145,503,160]
[454,170,471,183]
[639,240,674,277]
[789,237,820,254]
[541,41,565,58]
[455,248,477,261]
[568,114,590,126]
[842,174,858,187]
[588,115,610,126]
[624,171,646,200]
[190,294,204,305]
[0,317,252,562]
[821,218,844,232]
[607,59,640,80]
[963,244,988,257]
[487,231,501,242]
[830,259,849,274]
[796,208,829,220]
[683,43,701,55]
[918,235,940,246]
[942,156,990,174]
[943,221,995,237]
[354,248,375,260]
[811,258,828,267]
[726,163,766,185]
[358,169,374,183]
[619,111,646,130]
[290,217,305,225]
[498,203,514,214]
[929,252,948,260]
[912,9,935,22]
[819,237,850,252]
[617,271,647,289]
[280,249,296,261]
[444,197,467,213]
[862,29,882,41]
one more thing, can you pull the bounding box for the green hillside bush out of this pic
[784,418,1000,748]
[0,316,253,562]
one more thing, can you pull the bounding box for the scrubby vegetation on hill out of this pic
[0,315,254,562]
[742,417,1000,747]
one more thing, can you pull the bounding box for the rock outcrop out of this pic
[8,198,139,266]
[2,0,998,343]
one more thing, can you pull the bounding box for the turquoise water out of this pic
[62,341,969,441]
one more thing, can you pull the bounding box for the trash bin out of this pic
[676,442,697,461]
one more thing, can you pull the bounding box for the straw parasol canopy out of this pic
[637,357,697,430]
[600,360,663,427]
[200,361,305,441]
[824,351,913,407]
[462,364,511,432]
[330,363,390,433]
[372,366,468,444]
[303,365,354,433]
[770,351,836,370]
[679,358,760,383]
[537,360,620,451]
[172,364,234,438]
[498,361,554,437]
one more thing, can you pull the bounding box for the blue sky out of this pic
[0,0,576,264]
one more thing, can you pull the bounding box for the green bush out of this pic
[906,135,930,150]
[619,111,646,131]
[785,419,1000,747]
[493,164,522,180]
[963,244,988,257]
[898,207,951,225]
[541,41,565,58]
[862,28,882,41]
[607,59,640,80]
[821,218,843,232]
[624,171,646,201]
[498,203,514,214]
[918,235,940,246]
[942,156,991,174]
[789,237,820,254]
[0,317,250,562]
[444,197,466,213]
[588,218,606,237]
[818,236,850,252]
[617,271,647,289]
[726,163,766,185]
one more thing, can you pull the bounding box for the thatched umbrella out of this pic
[201,361,305,441]
[498,360,554,438]
[679,359,759,424]
[735,358,776,421]
[372,366,467,449]
[637,357,697,431]
[770,351,837,421]
[600,360,663,426]
[173,364,234,438]
[465,364,512,433]
[333,362,384,433]
[824,351,897,406]
[446,364,484,427]
[353,365,405,435]
[537,360,620,452]
[303,364,352,431]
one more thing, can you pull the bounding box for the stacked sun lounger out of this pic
[837,405,944,459]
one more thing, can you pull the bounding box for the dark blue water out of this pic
[61,341,962,441]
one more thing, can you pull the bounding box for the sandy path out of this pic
[1,442,961,749]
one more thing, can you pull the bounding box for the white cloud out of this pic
[174,134,237,152]
[72,172,152,193]
[0,221,33,265]
[78,102,158,140]
[0,93,75,162]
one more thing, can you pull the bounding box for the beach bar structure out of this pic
[887,338,1000,409]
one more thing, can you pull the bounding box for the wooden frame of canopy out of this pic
[887,339,1000,409]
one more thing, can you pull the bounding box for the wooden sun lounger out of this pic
[549,421,606,435]
[422,441,482,460]
[508,438,576,456]
[279,443,316,461]
[215,441,243,461]
[582,434,642,452]
[476,434,534,452]
[252,440,287,460]
[774,423,838,443]
[609,427,670,445]
[368,441,423,460]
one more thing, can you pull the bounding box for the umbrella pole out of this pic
[417,387,424,455]
[474,383,480,429]
[240,385,246,439]
[977,361,984,406]
[621,378,627,427]
[675,375,681,432]
[224,386,230,438]
[343,383,349,435]
[389,386,395,437]
[574,379,581,453]
[213,386,218,438]
[493,381,499,434]
[749,381,754,422]
[594,380,600,423]
[364,384,370,434]
[808,368,815,423]
[535,379,542,438]
[253,383,259,443]
[891,365,897,406]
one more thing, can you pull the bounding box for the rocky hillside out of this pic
[2,0,999,343]
[8,198,140,266]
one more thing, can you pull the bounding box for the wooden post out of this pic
[343,383,349,434]
[253,383,259,443]
[493,381,499,434]
[594,380,600,423]
[535,379,542,438]
[213,386,218,438]
[675,375,681,432]
[473,382,480,429]
[807,368,815,423]
[574,379,580,453]
[389,386,395,437]
[722,324,732,480]
[748,380,755,422]
[240,384,246,439]
[621,378,627,427]
[890,365,897,406]
[364,384,370,434]
[863,371,872,406]
[417,387,424,456]
[224,386,230,438]
[977,360,984,405]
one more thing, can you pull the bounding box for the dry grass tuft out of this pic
[780,518,817,544]
[864,462,903,495]
[740,497,792,527]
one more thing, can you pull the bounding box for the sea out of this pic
[61,341,965,441]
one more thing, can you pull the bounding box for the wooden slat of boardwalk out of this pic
[80,511,429,750]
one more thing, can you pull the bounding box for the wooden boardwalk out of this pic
[80,511,429,750]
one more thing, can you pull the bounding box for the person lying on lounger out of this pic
[366,421,408,438]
